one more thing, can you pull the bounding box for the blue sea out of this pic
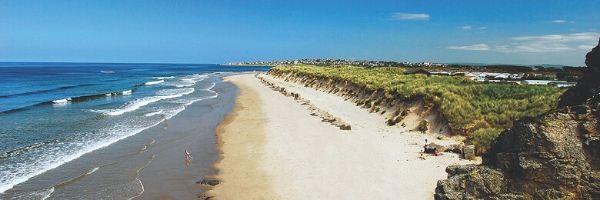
[0,62,270,197]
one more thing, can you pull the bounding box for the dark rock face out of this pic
[560,38,600,107]
[435,38,600,200]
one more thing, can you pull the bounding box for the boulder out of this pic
[199,178,220,186]
[462,145,475,160]
[339,124,351,130]
[424,143,445,154]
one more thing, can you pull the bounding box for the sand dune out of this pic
[206,73,472,200]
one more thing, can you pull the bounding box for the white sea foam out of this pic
[94,88,194,116]
[86,167,99,175]
[184,92,219,106]
[144,110,163,117]
[0,125,152,194]
[52,98,72,104]
[0,79,218,195]
[176,79,196,88]
[144,80,164,86]
[190,83,219,105]
[168,74,208,88]
[40,187,54,200]
[154,76,174,80]
[8,187,54,200]
[122,90,132,95]
[155,88,194,96]
[204,82,217,90]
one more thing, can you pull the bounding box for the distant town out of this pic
[228,59,585,87]
[228,58,447,68]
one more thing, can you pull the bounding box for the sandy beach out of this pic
[205,73,472,200]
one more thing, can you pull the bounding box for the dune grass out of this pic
[271,65,566,153]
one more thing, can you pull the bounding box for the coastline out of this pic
[134,79,237,199]
[203,74,278,199]
[205,73,473,199]
[0,76,239,199]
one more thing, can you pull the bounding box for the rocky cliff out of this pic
[434,39,600,199]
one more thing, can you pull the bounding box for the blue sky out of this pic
[1,0,599,66]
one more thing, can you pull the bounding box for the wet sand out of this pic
[206,74,473,200]
[136,80,238,199]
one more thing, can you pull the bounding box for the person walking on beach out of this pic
[184,149,193,166]
[185,149,193,160]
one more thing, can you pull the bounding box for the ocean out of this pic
[0,62,270,199]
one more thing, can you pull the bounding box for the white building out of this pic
[553,82,577,87]
[493,73,511,79]
[522,80,572,85]
[509,73,524,79]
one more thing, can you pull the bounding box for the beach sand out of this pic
[206,73,472,200]
[204,74,278,199]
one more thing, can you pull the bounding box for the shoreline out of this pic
[0,76,238,199]
[204,73,473,199]
[203,74,278,199]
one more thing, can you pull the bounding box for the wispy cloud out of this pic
[500,32,599,53]
[391,12,430,21]
[551,19,574,24]
[512,32,597,42]
[578,44,595,51]
[448,32,599,53]
[448,44,490,51]
[460,25,486,30]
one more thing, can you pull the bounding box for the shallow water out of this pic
[0,62,268,198]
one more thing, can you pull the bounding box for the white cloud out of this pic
[460,25,487,30]
[392,13,430,21]
[449,32,599,54]
[500,32,599,53]
[578,45,595,51]
[448,44,490,51]
[551,19,574,24]
[512,32,597,42]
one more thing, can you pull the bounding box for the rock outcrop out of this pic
[435,38,600,199]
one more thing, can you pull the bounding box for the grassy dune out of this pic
[271,65,566,153]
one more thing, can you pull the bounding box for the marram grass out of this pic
[272,65,566,153]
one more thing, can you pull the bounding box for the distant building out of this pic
[493,73,511,79]
[468,76,487,82]
[488,80,520,84]
[551,82,577,88]
[509,73,524,80]
[522,80,558,85]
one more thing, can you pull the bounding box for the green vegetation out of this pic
[470,128,503,154]
[272,65,566,152]
[416,120,429,133]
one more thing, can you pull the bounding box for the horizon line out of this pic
[0,60,585,67]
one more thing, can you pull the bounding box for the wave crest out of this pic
[93,88,194,116]
[144,80,164,86]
